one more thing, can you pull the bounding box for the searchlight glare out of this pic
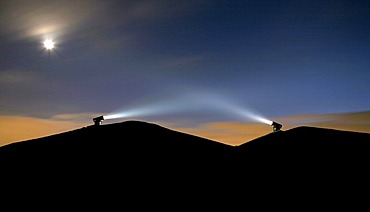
[100,92,282,134]
[271,121,282,132]
[93,116,105,126]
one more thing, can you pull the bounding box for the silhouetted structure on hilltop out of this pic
[1,120,370,208]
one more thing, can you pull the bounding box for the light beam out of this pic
[103,92,275,127]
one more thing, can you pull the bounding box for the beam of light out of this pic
[233,108,273,125]
[103,92,274,126]
[104,97,197,120]
[254,117,274,125]
[43,39,55,50]
[209,100,273,125]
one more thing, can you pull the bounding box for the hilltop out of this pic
[1,121,370,208]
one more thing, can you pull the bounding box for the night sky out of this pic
[1,0,370,146]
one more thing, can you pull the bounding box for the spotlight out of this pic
[271,121,282,132]
[93,116,104,126]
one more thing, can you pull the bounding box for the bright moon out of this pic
[43,39,55,50]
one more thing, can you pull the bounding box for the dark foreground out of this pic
[1,121,370,209]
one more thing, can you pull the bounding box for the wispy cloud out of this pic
[0,69,37,84]
[158,55,205,67]
[0,0,100,39]
[0,0,208,52]
[280,111,370,133]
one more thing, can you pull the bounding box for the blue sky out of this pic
[1,0,370,145]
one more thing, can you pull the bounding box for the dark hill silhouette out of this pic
[0,120,233,173]
[235,126,370,166]
[233,126,370,207]
[1,121,370,208]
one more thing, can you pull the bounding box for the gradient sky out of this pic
[1,0,370,146]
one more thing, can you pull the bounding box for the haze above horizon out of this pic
[1,0,369,146]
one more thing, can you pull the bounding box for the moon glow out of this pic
[43,39,55,50]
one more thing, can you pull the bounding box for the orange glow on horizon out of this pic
[1,111,370,147]
[0,114,93,147]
